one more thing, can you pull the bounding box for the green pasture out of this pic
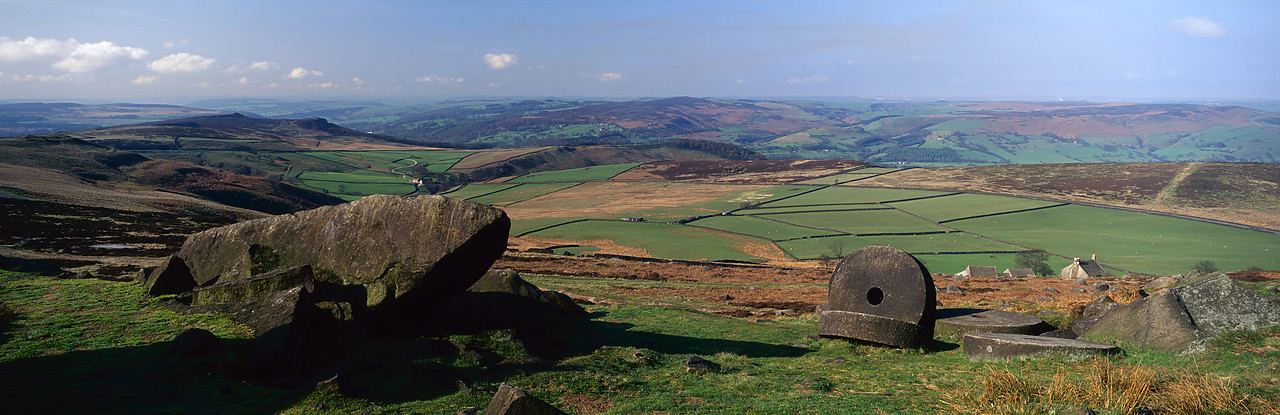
[888,193,1062,223]
[295,170,415,200]
[947,204,1280,275]
[737,205,890,215]
[527,220,765,262]
[756,186,947,207]
[912,252,1074,276]
[469,182,581,206]
[509,162,642,182]
[777,232,1024,261]
[758,209,949,235]
[438,183,520,200]
[689,215,837,241]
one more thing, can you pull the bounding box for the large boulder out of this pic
[1083,273,1280,353]
[176,195,510,317]
[145,255,197,296]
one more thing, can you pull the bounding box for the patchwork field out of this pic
[440,161,1280,275]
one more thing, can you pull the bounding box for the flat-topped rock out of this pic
[177,194,510,313]
[963,332,1120,362]
[818,309,926,348]
[828,245,935,328]
[934,308,1053,338]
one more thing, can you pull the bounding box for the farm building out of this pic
[955,265,999,278]
[1061,256,1105,279]
[1004,268,1036,278]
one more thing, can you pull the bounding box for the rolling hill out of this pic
[0,102,224,137]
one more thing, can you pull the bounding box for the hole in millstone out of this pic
[867,287,884,306]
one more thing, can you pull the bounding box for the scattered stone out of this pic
[168,328,219,356]
[1090,281,1110,292]
[963,332,1120,361]
[1039,329,1078,339]
[717,294,733,301]
[775,308,796,316]
[948,275,968,281]
[941,284,963,294]
[1083,296,1118,317]
[819,310,925,348]
[145,255,197,296]
[814,303,830,314]
[466,269,585,316]
[1043,287,1060,294]
[683,356,721,374]
[1084,273,1280,353]
[176,194,509,314]
[1143,276,1180,291]
[1071,315,1100,336]
[1069,288,1087,294]
[934,308,1053,338]
[1072,278,1088,286]
[482,383,567,415]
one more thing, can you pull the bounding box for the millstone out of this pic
[828,246,935,327]
[934,308,1052,338]
[963,332,1120,362]
[818,309,925,348]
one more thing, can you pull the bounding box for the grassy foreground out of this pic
[1,270,1277,414]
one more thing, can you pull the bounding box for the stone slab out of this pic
[963,332,1120,362]
[818,309,925,348]
[934,308,1053,338]
[828,245,935,327]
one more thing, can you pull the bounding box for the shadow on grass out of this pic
[0,339,305,415]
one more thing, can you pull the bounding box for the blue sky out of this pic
[1,0,1275,102]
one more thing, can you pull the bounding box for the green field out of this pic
[757,209,949,235]
[438,183,520,200]
[888,193,1062,223]
[777,233,1023,261]
[947,204,1280,275]
[509,163,643,182]
[294,170,415,200]
[689,215,837,241]
[469,182,581,206]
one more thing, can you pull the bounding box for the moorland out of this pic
[1,97,1279,414]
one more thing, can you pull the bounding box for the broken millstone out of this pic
[819,310,926,348]
[933,308,1053,338]
[963,332,1120,362]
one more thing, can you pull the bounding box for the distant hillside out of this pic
[455,139,765,185]
[66,113,422,152]
[0,134,344,218]
[0,102,223,137]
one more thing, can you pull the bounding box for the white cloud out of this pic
[0,37,70,61]
[1170,17,1226,38]
[415,75,463,84]
[235,76,248,84]
[308,82,337,89]
[489,82,502,87]
[596,72,624,81]
[787,74,830,85]
[735,79,746,85]
[162,40,187,49]
[249,61,278,71]
[268,82,280,88]
[288,67,323,78]
[483,53,518,69]
[1125,72,1143,79]
[147,53,215,73]
[197,81,210,88]
[132,75,157,84]
[54,40,149,73]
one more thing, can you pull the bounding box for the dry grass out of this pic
[944,359,1273,415]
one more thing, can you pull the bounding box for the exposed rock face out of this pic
[466,269,586,315]
[1084,273,1280,354]
[483,383,567,415]
[177,194,510,314]
[192,265,315,306]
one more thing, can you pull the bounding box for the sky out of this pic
[1,0,1276,103]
